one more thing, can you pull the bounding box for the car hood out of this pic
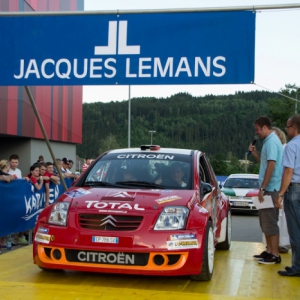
[62,187,197,212]
[222,187,253,197]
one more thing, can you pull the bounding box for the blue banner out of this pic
[216,175,228,187]
[0,11,255,86]
[0,179,73,237]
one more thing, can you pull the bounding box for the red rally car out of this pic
[33,145,231,281]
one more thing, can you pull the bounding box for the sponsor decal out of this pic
[37,227,49,234]
[117,154,174,160]
[98,210,127,214]
[170,234,196,240]
[65,188,91,198]
[85,200,144,211]
[156,195,182,204]
[92,236,119,244]
[77,251,135,264]
[167,239,198,250]
[35,233,51,244]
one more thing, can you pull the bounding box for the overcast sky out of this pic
[83,0,300,103]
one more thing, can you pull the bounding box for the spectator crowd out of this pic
[0,154,91,253]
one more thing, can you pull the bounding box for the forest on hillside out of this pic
[78,90,277,156]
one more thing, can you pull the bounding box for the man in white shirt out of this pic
[8,154,29,246]
[8,154,22,178]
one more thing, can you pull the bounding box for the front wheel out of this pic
[190,221,214,281]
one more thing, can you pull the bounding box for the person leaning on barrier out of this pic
[0,160,15,248]
[39,162,60,207]
[45,162,60,184]
[8,154,22,179]
[28,163,44,190]
[0,159,15,182]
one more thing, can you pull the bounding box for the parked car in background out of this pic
[33,145,231,281]
[221,174,259,211]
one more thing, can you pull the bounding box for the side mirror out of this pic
[200,181,213,197]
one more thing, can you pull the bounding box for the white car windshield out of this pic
[223,178,259,189]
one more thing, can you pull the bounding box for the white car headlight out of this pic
[154,206,189,230]
[48,202,70,226]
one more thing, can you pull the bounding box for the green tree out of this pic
[98,134,120,155]
[210,154,228,175]
[269,84,299,128]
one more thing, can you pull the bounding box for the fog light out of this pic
[153,254,165,266]
[53,249,62,260]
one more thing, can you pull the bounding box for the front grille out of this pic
[65,249,149,266]
[78,214,143,231]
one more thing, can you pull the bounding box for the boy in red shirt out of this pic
[39,162,60,207]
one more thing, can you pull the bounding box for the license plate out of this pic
[233,201,249,206]
[92,236,119,244]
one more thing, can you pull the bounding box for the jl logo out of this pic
[95,21,140,55]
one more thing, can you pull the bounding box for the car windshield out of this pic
[84,152,192,190]
[223,178,259,189]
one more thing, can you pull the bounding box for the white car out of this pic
[221,174,259,210]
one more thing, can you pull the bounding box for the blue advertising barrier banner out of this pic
[0,11,255,86]
[0,179,73,237]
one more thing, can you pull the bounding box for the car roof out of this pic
[108,147,198,156]
[227,173,259,179]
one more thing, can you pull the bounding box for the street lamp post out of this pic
[149,130,156,144]
[296,93,298,114]
[128,85,131,148]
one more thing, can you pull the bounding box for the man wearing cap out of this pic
[61,158,79,180]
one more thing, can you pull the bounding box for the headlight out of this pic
[154,206,189,230]
[48,202,70,226]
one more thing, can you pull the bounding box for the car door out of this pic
[199,155,217,227]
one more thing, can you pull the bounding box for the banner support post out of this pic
[24,86,68,191]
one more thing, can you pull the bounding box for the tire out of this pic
[216,209,231,250]
[190,221,214,281]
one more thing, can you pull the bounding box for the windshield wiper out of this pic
[115,181,166,189]
[84,181,125,188]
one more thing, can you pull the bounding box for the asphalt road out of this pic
[231,211,262,242]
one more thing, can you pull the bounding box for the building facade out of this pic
[0,0,84,173]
